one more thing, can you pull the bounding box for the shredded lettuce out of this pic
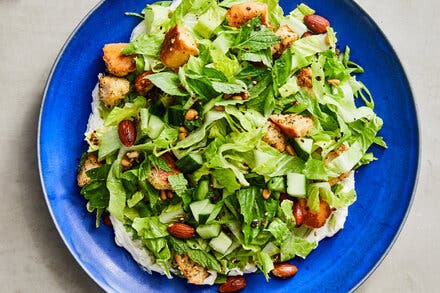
[79,0,386,283]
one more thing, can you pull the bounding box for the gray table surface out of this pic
[0,0,438,292]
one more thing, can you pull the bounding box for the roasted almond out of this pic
[272,263,298,278]
[303,14,330,34]
[293,198,307,226]
[134,71,154,96]
[302,31,314,38]
[167,223,195,239]
[219,276,246,293]
[103,214,113,227]
[279,193,293,203]
[118,120,137,147]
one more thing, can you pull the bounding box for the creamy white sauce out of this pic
[84,81,104,142]
[227,264,258,276]
[110,215,169,276]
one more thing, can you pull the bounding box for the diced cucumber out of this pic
[194,6,226,38]
[140,108,165,139]
[293,137,313,160]
[175,153,203,173]
[194,180,210,201]
[147,114,165,139]
[196,223,221,239]
[223,240,240,256]
[286,172,307,197]
[209,232,232,255]
[190,199,215,222]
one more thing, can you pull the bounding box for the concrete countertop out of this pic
[0,0,437,292]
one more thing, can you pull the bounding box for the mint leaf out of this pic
[168,173,188,197]
[234,18,280,52]
[147,72,188,96]
[80,181,110,209]
[211,80,247,94]
[212,168,241,193]
[148,155,173,172]
[240,49,273,67]
[187,249,221,271]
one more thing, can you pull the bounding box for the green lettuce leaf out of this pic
[107,152,127,222]
[256,251,274,281]
[132,216,169,238]
[187,249,221,271]
[267,218,290,245]
[147,72,188,96]
[280,234,317,261]
[122,34,164,56]
[104,97,146,127]
[212,168,241,193]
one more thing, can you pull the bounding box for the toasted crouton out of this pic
[272,25,298,56]
[77,153,102,187]
[226,2,270,28]
[147,153,180,190]
[302,199,331,228]
[175,254,209,285]
[102,43,136,77]
[159,25,199,68]
[297,67,313,88]
[262,121,286,152]
[269,114,314,138]
[98,75,130,107]
[324,144,348,165]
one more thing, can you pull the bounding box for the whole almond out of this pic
[219,276,246,293]
[303,14,330,34]
[118,120,137,147]
[302,31,314,38]
[167,223,195,239]
[272,263,298,278]
[292,198,306,226]
[103,215,113,227]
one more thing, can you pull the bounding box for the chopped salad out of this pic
[77,0,385,289]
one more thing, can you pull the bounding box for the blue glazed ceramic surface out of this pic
[38,0,419,292]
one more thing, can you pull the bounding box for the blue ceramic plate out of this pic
[38,0,419,292]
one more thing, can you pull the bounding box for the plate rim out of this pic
[37,1,421,292]
[37,0,114,291]
[342,0,420,291]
